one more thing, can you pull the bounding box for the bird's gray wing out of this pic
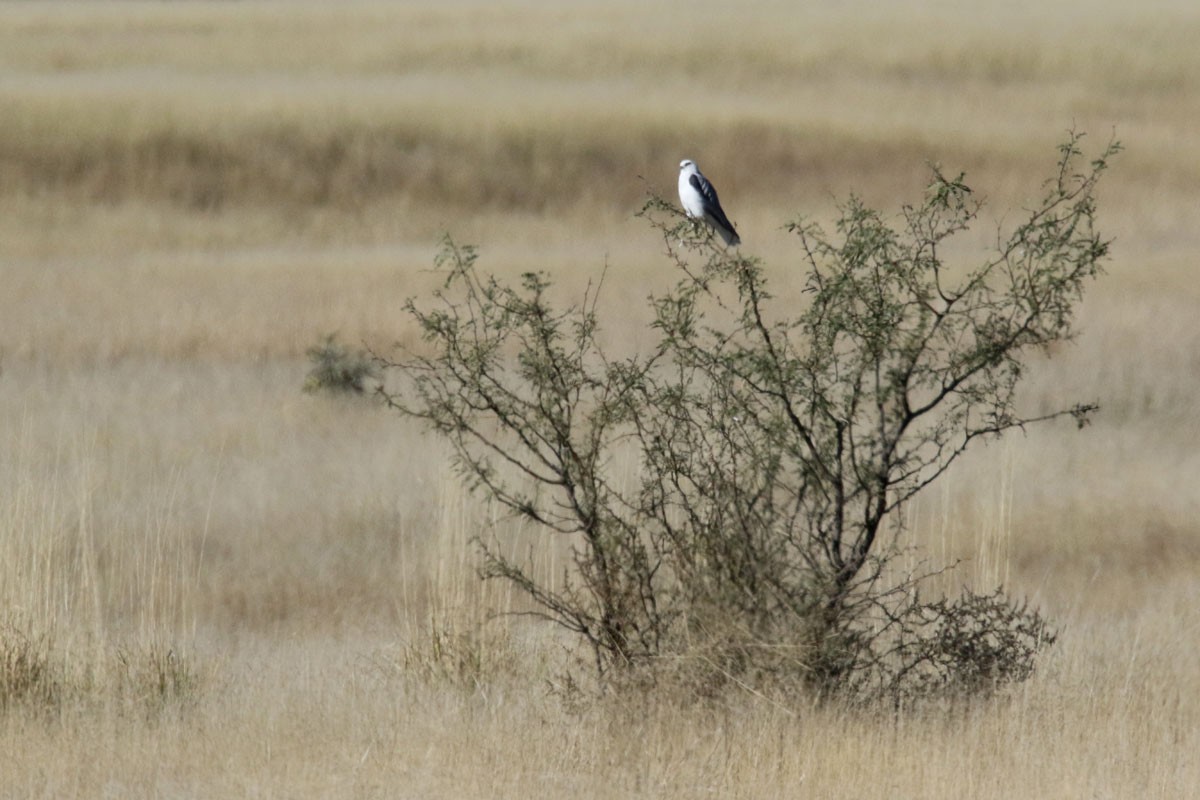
[689,173,721,210]
[689,173,739,240]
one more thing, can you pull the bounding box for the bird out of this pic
[678,159,740,247]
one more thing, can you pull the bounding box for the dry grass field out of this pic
[2,1,1199,797]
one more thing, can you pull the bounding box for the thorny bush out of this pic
[380,133,1118,705]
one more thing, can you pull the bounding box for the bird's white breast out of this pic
[678,169,706,219]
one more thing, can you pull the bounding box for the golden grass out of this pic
[2,1,1198,223]
[2,0,1199,796]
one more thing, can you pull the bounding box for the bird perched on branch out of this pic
[678,159,740,246]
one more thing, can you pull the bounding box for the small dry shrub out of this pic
[0,615,62,713]
[303,332,379,395]
[113,643,202,715]
[368,615,521,694]
[0,614,202,717]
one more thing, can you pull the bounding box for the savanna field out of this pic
[1,1,1199,796]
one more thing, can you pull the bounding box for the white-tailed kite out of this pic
[678,159,740,247]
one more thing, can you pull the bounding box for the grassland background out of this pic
[1,1,1198,797]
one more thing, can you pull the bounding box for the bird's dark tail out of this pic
[710,213,740,246]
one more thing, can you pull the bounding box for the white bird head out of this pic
[679,159,696,172]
